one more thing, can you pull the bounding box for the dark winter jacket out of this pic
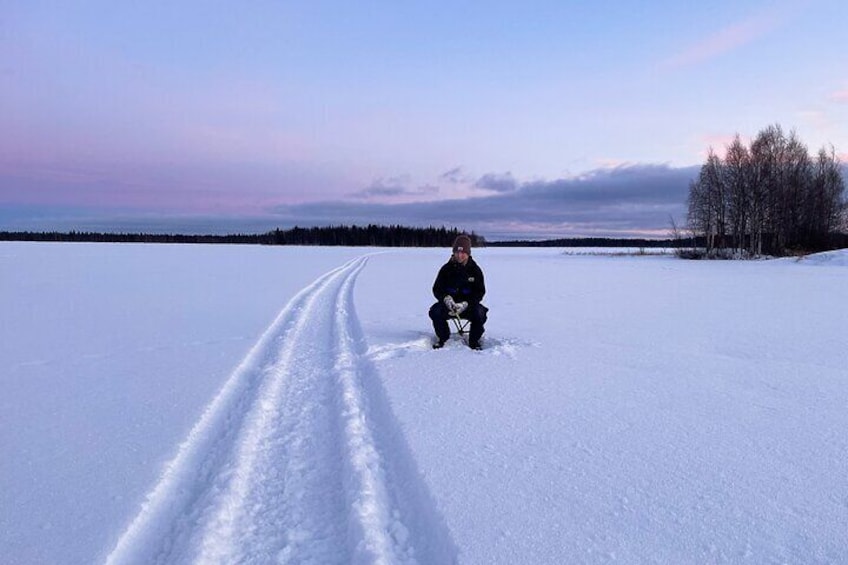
[432,255,486,306]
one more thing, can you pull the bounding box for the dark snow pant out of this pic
[429,302,488,343]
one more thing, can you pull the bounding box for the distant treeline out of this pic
[0,225,485,247]
[265,225,485,247]
[488,237,679,248]
[0,231,259,244]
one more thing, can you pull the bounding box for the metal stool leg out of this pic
[451,315,470,336]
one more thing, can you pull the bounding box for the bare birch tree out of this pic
[685,124,845,257]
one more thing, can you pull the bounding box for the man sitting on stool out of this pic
[429,234,488,350]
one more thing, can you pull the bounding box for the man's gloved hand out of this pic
[453,301,468,316]
[443,295,457,313]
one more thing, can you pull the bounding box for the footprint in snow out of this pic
[367,333,537,361]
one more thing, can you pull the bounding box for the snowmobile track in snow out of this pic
[106,256,456,564]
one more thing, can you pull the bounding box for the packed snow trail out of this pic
[106,256,456,564]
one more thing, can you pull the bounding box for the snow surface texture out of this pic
[2,243,847,564]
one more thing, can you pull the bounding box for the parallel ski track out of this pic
[105,256,456,564]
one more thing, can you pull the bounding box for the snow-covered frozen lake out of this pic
[2,242,846,564]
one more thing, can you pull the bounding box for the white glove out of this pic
[443,295,457,312]
[453,301,468,316]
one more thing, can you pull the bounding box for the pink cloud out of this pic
[692,133,752,162]
[830,89,848,103]
[0,156,346,216]
[660,7,794,71]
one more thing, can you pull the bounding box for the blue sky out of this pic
[2,0,847,238]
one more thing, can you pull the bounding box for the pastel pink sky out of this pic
[657,2,815,70]
[2,0,846,237]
